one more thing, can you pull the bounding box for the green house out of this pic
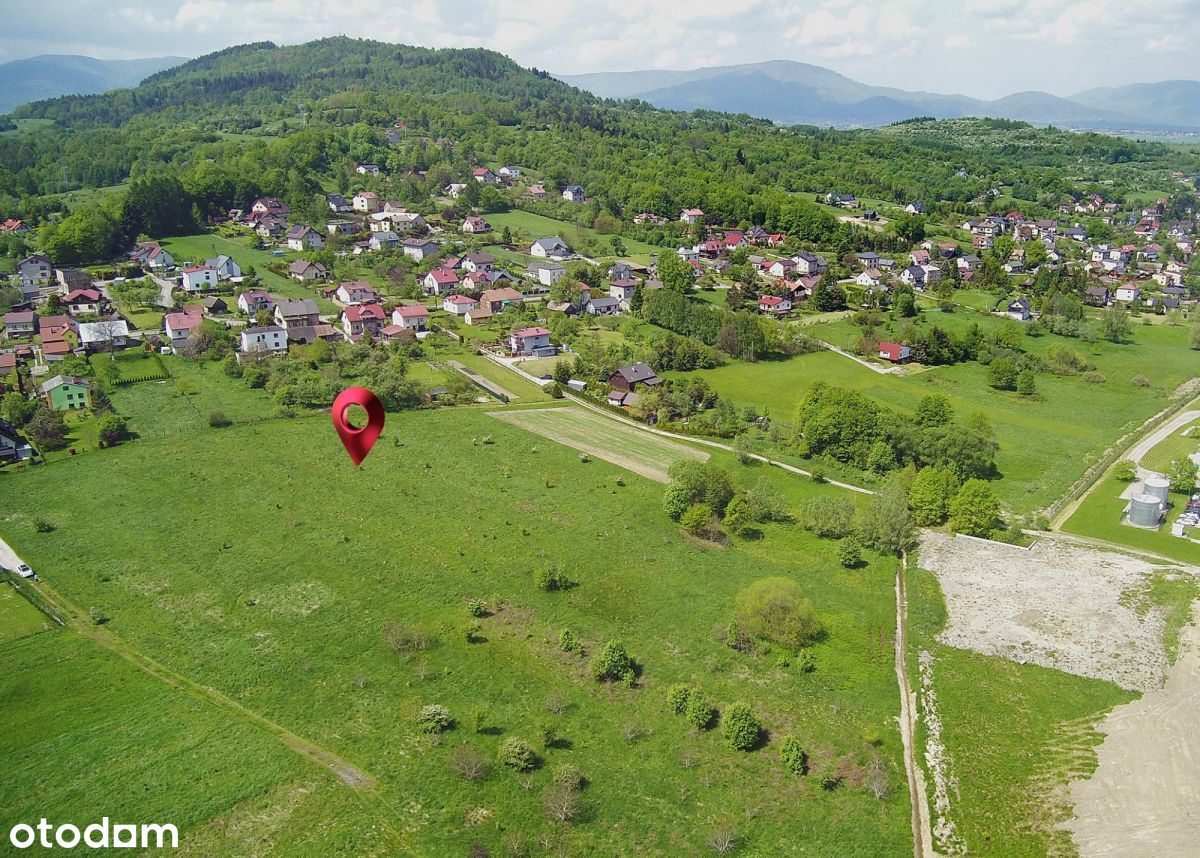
[38,374,93,411]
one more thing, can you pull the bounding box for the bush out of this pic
[796,496,856,539]
[1015,370,1037,397]
[416,704,453,733]
[684,692,717,730]
[497,737,536,771]
[779,736,808,775]
[552,764,585,791]
[559,628,580,654]
[1131,374,1151,388]
[207,410,232,428]
[666,683,692,714]
[383,622,433,654]
[836,536,862,569]
[949,479,1001,537]
[1082,371,1106,384]
[664,460,735,516]
[680,503,714,535]
[466,598,489,617]
[590,640,636,684]
[448,744,489,781]
[542,783,581,823]
[1113,459,1138,482]
[733,577,824,650]
[33,518,55,533]
[243,365,267,388]
[814,758,842,790]
[721,702,762,751]
[534,566,569,591]
[464,621,483,643]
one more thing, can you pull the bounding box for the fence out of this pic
[0,572,66,626]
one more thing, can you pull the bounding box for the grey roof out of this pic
[243,325,284,335]
[532,237,568,251]
[276,298,319,318]
[614,362,661,385]
[38,374,90,394]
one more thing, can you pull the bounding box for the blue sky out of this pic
[2,0,1198,98]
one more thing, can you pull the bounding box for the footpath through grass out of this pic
[2,409,911,856]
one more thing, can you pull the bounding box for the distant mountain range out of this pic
[559,61,1200,132]
[0,54,187,113]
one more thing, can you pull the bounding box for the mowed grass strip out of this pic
[0,586,51,644]
[490,406,708,482]
[1140,419,1200,475]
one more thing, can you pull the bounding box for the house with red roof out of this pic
[63,288,103,317]
[391,304,430,332]
[757,295,791,316]
[237,290,274,316]
[508,326,555,357]
[423,267,460,296]
[164,307,204,344]
[181,265,218,292]
[442,295,477,315]
[878,341,912,363]
[680,208,704,224]
[335,281,378,305]
[340,303,386,340]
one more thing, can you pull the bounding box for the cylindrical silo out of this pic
[1144,476,1171,506]
[1128,494,1162,528]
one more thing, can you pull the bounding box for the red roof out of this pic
[759,295,784,306]
[43,340,71,355]
[394,305,429,318]
[428,268,459,283]
[511,326,550,338]
[64,288,101,303]
[182,265,215,274]
[878,341,908,360]
[342,304,385,322]
[165,312,203,331]
[446,295,475,305]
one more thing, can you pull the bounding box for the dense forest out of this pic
[1,37,1197,263]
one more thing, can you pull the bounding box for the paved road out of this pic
[0,535,24,572]
[1127,409,1200,472]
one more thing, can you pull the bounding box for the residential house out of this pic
[768,259,796,278]
[368,231,400,252]
[288,259,327,281]
[585,296,620,316]
[472,167,496,183]
[905,202,925,215]
[856,268,884,288]
[561,184,585,203]
[352,191,381,213]
[286,226,325,251]
[480,287,523,313]
[254,218,286,240]
[402,238,438,261]
[37,374,92,410]
[1004,298,1032,321]
[898,265,926,288]
[274,299,321,332]
[679,208,704,224]
[239,325,288,355]
[63,288,102,317]
[1114,284,1141,303]
[129,242,174,271]
[609,363,662,392]
[327,194,352,213]
[498,166,522,178]
[464,306,493,325]
[391,304,430,332]
[508,326,555,357]
[856,252,880,269]
[2,310,36,337]
[251,198,289,217]
[78,320,129,351]
[1,219,31,234]
[530,237,570,259]
[758,295,791,315]
[164,308,204,344]
[462,252,494,273]
[792,252,825,275]
[340,304,386,340]
[443,295,477,315]
[181,265,219,292]
[528,184,547,200]
[878,341,912,363]
[423,268,460,296]
[824,192,856,208]
[910,249,931,266]
[206,255,242,280]
[634,212,666,225]
[38,314,71,342]
[610,278,638,308]
[237,290,274,316]
[18,254,53,290]
[335,281,378,305]
[462,216,491,234]
[0,418,33,462]
[445,183,467,198]
[356,164,381,176]
[528,261,566,286]
[55,267,91,293]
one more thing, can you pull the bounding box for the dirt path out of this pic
[1063,602,1200,856]
[0,535,405,845]
[896,553,936,858]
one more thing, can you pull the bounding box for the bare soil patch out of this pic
[919,531,1186,691]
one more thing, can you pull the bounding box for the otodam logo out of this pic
[8,819,178,850]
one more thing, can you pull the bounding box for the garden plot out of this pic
[919,531,1187,691]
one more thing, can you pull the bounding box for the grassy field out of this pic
[1062,474,1200,565]
[1140,419,1200,475]
[0,630,389,855]
[0,585,51,644]
[674,315,1197,514]
[161,234,337,311]
[489,406,708,482]
[905,565,1135,857]
[485,211,667,260]
[1,409,912,855]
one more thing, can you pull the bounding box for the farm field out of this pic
[489,405,709,482]
[484,211,667,260]
[0,408,913,856]
[1140,419,1200,475]
[673,315,1197,514]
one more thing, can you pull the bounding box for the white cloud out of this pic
[945,34,974,49]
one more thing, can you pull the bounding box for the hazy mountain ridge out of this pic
[0,54,186,113]
[560,62,1200,131]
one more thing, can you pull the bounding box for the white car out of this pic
[15,564,34,579]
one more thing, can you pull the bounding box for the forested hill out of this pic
[1,37,1197,264]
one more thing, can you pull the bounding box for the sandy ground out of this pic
[920,531,1181,691]
[1062,603,1200,856]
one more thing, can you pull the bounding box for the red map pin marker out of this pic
[332,387,385,467]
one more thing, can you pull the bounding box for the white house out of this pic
[423,268,460,296]
[237,290,274,316]
[461,252,494,273]
[528,262,566,286]
[368,231,399,251]
[610,279,638,307]
[352,191,381,213]
[181,265,219,292]
[856,268,884,288]
[286,226,325,251]
[498,165,521,178]
[561,184,585,203]
[288,259,327,281]
[680,208,704,224]
[508,326,555,357]
[1114,284,1141,303]
[239,325,288,355]
[78,319,130,351]
[335,281,378,305]
[472,167,496,183]
[462,216,491,234]
[758,295,791,315]
[164,310,203,343]
[391,304,430,331]
[402,238,438,261]
[206,255,242,280]
[530,237,570,259]
[442,295,476,315]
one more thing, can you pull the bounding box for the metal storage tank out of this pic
[1145,476,1171,505]
[1128,494,1163,528]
